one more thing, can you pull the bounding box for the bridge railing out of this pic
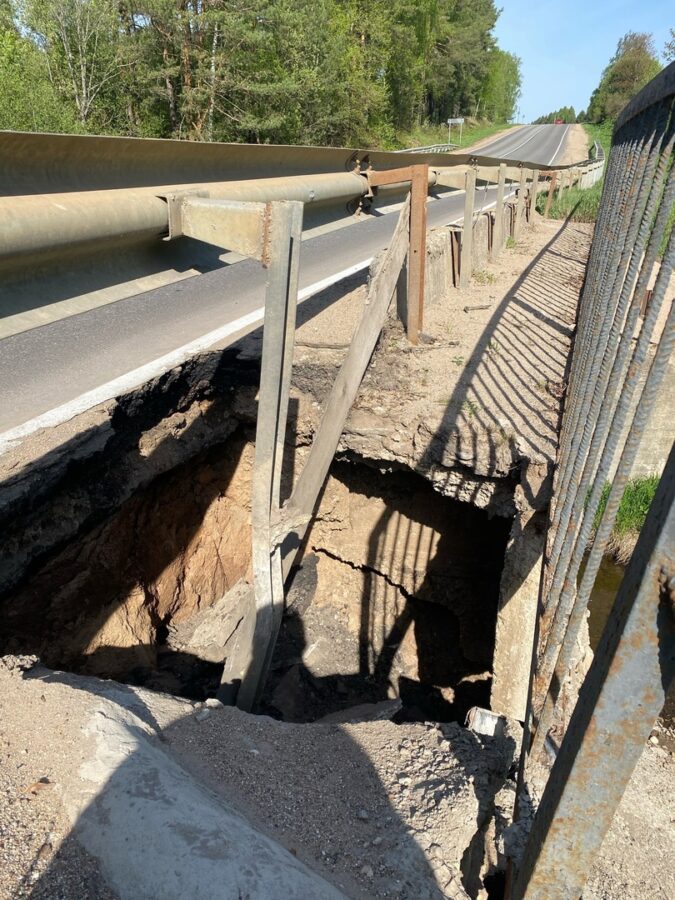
[0,129,601,343]
[510,61,674,899]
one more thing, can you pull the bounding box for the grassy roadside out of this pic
[535,179,603,223]
[591,475,659,563]
[534,122,612,223]
[391,119,513,151]
[583,120,614,157]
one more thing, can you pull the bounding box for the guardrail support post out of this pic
[366,164,428,344]
[557,168,566,199]
[460,165,476,288]
[491,163,507,260]
[407,164,428,344]
[529,169,540,222]
[235,200,304,712]
[514,166,527,240]
[544,172,557,218]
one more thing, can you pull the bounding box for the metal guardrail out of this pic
[395,143,458,153]
[510,61,675,899]
[0,130,599,341]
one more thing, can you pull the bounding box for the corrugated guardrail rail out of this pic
[0,130,600,341]
[509,61,674,900]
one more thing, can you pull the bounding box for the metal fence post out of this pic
[460,165,476,288]
[236,200,304,711]
[514,166,526,240]
[512,445,675,899]
[492,163,506,259]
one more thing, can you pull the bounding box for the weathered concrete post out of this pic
[514,166,527,240]
[491,163,507,260]
[530,169,540,224]
[460,166,476,288]
[558,168,567,198]
[544,172,557,218]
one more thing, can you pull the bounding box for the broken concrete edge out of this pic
[0,339,522,602]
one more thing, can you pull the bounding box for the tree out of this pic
[533,106,576,124]
[20,0,130,127]
[481,48,521,121]
[1,0,520,144]
[587,32,661,123]
[0,15,76,131]
[664,28,675,62]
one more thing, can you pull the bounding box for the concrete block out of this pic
[471,215,490,272]
[425,228,453,307]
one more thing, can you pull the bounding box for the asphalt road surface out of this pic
[0,124,570,446]
[474,123,572,167]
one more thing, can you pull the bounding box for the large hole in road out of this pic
[0,427,511,724]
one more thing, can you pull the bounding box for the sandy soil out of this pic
[292,212,591,493]
[1,656,673,899]
[558,123,590,166]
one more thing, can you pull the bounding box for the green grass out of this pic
[391,119,514,152]
[536,178,604,222]
[592,475,660,534]
[583,121,614,159]
[533,121,611,223]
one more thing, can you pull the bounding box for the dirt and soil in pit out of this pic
[0,212,672,898]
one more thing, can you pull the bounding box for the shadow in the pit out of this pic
[262,460,511,727]
[251,595,516,898]
[258,218,587,736]
[18,661,506,900]
[0,268,366,692]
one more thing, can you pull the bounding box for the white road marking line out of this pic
[0,259,373,453]
[480,125,544,157]
[0,185,517,453]
[549,125,571,165]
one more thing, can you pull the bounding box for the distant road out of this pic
[1,124,572,448]
[469,124,572,167]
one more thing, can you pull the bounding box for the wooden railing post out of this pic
[366,164,427,345]
[514,166,526,240]
[530,169,540,223]
[460,165,476,288]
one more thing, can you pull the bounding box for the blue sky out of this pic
[494,0,672,122]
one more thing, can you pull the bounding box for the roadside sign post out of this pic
[447,117,465,146]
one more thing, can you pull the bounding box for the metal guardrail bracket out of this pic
[160,193,274,263]
[158,189,209,240]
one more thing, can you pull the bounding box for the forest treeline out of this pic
[535,31,669,126]
[0,0,521,147]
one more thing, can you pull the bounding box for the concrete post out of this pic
[460,166,476,288]
[544,172,557,218]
